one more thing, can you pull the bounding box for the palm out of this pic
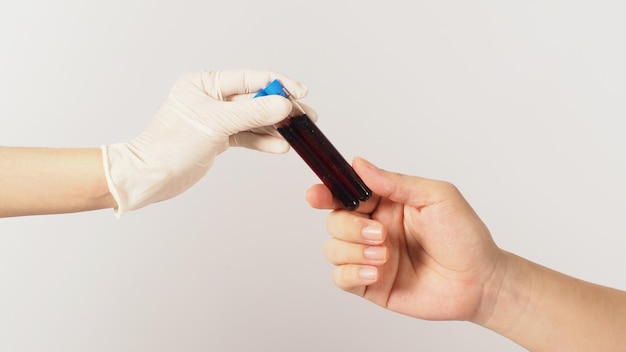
[363,195,496,321]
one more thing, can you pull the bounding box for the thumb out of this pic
[223,95,292,133]
[353,157,453,209]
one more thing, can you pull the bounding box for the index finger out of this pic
[326,210,385,246]
[201,69,308,100]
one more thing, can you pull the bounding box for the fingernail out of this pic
[354,156,376,170]
[362,225,383,242]
[358,267,378,280]
[364,246,387,261]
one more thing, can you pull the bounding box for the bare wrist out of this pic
[470,251,532,336]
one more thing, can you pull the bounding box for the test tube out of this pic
[254,79,372,210]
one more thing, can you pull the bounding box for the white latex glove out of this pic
[101,69,311,218]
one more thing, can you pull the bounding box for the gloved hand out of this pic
[101,69,311,218]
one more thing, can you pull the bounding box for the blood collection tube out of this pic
[254,79,372,210]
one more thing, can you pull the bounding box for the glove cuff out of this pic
[101,138,219,219]
[101,145,128,218]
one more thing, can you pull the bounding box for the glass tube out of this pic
[255,79,372,210]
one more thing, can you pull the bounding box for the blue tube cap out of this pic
[254,79,289,98]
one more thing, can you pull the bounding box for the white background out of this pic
[1,1,625,351]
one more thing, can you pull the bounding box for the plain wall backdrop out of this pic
[1,1,625,351]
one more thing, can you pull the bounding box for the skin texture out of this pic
[306,156,626,352]
[0,147,116,217]
[0,69,312,218]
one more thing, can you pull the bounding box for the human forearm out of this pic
[310,159,626,350]
[475,251,626,351]
[1,71,309,218]
[0,147,116,217]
